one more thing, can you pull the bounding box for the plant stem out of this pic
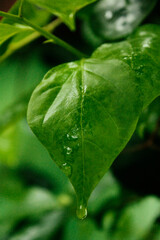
[23,18,86,58]
[0,10,87,58]
[0,10,21,23]
[18,0,24,17]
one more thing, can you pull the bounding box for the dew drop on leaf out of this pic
[76,204,88,220]
[64,146,72,155]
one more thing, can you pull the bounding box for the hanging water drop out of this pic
[76,204,87,220]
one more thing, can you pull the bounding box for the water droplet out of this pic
[62,163,72,177]
[71,135,78,140]
[67,133,78,141]
[76,204,87,220]
[64,146,72,155]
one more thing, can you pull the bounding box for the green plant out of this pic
[0,0,160,223]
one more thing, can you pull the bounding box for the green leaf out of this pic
[88,171,120,214]
[0,165,69,238]
[27,24,160,218]
[18,120,72,194]
[10,210,65,240]
[27,0,97,30]
[92,24,160,107]
[0,1,52,62]
[64,218,106,240]
[2,1,51,27]
[109,196,160,240]
[0,23,25,45]
[152,229,160,240]
[0,126,19,166]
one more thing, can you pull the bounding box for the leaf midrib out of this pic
[80,59,85,203]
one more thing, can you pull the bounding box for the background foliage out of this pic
[0,0,160,239]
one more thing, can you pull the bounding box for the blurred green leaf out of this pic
[0,167,59,220]
[9,210,64,240]
[0,48,49,111]
[20,187,61,217]
[18,120,72,194]
[0,126,19,166]
[0,164,71,239]
[88,171,121,214]
[0,47,49,166]
[152,229,160,240]
[0,166,25,239]
[27,0,97,30]
[63,218,106,240]
[0,96,28,134]
[103,196,160,240]
[103,211,116,239]
[0,186,60,223]
[80,0,158,46]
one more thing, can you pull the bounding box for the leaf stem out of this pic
[23,18,86,58]
[0,10,21,22]
[0,10,87,59]
[18,0,24,17]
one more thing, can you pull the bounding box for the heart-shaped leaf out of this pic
[27,24,160,219]
[27,0,97,30]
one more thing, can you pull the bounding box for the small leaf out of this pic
[0,1,51,62]
[27,24,160,218]
[27,0,97,30]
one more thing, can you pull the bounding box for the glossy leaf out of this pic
[27,0,97,30]
[92,24,160,107]
[27,24,160,218]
